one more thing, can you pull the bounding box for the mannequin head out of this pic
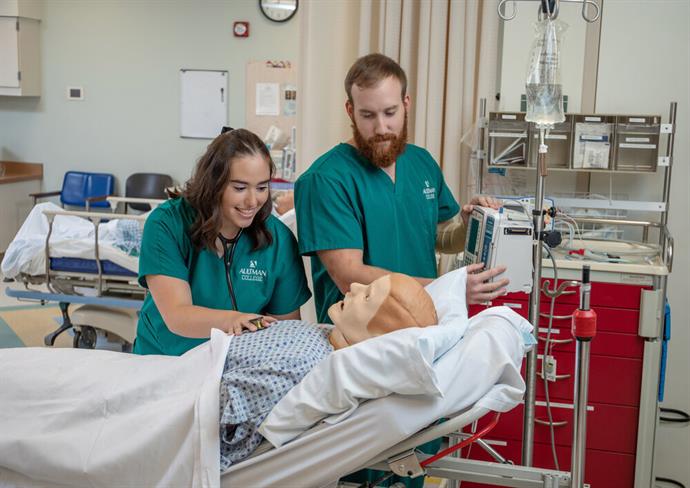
[327,273,438,350]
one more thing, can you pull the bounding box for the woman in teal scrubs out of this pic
[133,129,311,356]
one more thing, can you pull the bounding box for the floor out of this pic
[0,269,127,351]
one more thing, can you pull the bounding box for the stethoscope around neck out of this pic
[218,229,243,311]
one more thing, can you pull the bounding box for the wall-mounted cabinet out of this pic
[0,0,41,97]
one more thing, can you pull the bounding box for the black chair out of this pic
[124,173,173,212]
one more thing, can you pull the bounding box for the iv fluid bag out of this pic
[525,19,567,127]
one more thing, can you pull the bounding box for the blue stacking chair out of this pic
[30,171,115,209]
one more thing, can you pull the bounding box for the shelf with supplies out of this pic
[486,111,665,173]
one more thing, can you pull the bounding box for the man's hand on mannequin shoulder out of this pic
[460,195,502,225]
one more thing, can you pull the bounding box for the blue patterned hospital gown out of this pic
[219,320,333,469]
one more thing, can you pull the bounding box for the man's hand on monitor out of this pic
[461,195,502,225]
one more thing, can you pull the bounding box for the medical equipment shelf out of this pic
[466,253,668,488]
[484,111,664,173]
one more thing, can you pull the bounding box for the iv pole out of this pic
[496,0,601,475]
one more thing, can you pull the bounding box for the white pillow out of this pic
[424,267,468,328]
[258,323,466,447]
[258,268,471,448]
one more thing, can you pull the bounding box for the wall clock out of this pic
[259,0,298,23]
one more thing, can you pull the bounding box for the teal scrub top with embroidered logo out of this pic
[295,143,459,323]
[133,197,311,356]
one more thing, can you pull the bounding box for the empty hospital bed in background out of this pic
[1,198,163,349]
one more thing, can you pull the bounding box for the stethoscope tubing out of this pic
[219,229,243,311]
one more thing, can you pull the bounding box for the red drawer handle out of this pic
[535,418,568,427]
[538,335,574,345]
[539,312,574,320]
[538,372,572,381]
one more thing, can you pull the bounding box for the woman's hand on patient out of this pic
[465,263,509,304]
[226,312,277,336]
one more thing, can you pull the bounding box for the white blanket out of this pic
[0,330,232,488]
[0,202,139,278]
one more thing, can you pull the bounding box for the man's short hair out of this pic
[344,53,408,104]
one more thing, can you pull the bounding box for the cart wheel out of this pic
[75,326,97,349]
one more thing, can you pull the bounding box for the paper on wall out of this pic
[256,83,280,116]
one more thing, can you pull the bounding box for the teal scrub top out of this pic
[295,143,459,323]
[133,197,311,356]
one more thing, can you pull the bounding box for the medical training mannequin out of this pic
[219,272,437,468]
[327,272,437,349]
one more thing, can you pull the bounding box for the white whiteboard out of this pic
[180,69,228,139]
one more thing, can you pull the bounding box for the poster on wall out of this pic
[180,69,228,139]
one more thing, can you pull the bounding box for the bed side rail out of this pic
[109,196,166,213]
[85,195,166,212]
[42,209,147,295]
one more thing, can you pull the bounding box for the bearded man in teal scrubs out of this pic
[295,54,510,486]
[295,53,508,325]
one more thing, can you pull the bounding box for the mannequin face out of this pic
[328,273,437,349]
[328,276,392,348]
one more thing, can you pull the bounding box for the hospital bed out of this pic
[2,198,163,348]
[0,306,569,488]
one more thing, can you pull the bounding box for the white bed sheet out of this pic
[0,310,527,488]
[0,202,139,278]
[220,311,527,488]
[0,330,233,488]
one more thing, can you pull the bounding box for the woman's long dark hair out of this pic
[172,129,275,251]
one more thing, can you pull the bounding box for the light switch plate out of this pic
[67,87,84,100]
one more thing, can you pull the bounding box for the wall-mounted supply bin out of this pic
[614,115,661,172]
[572,115,616,170]
[488,112,529,167]
[527,115,573,169]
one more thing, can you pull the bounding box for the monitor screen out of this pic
[467,217,480,255]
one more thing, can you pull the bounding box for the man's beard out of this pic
[352,113,408,168]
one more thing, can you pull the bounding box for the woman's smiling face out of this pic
[219,153,271,235]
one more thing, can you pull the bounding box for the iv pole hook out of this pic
[498,0,518,21]
[581,0,601,23]
[538,0,559,21]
